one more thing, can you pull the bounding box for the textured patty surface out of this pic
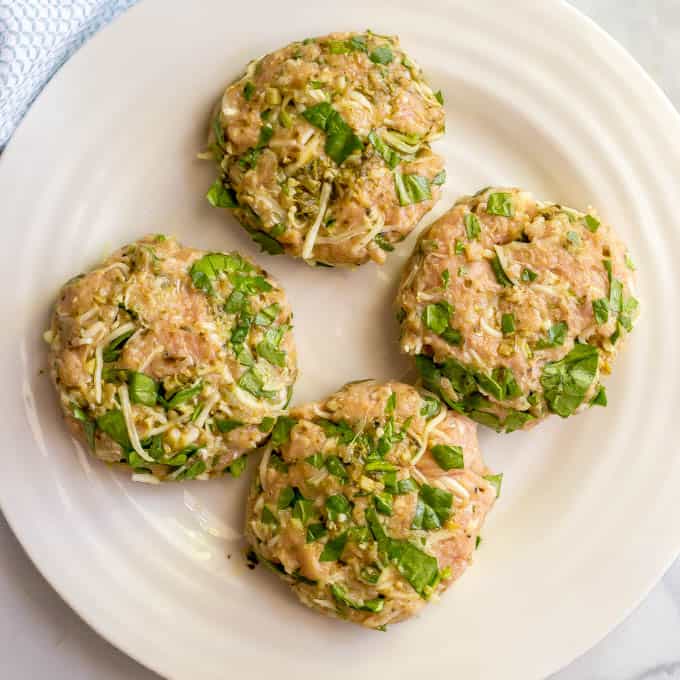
[206,31,445,267]
[245,380,497,629]
[47,235,297,481]
[396,188,639,431]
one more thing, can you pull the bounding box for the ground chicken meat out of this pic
[396,187,640,431]
[204,31,445,267]
[46,235,297,481]
[245,380,498,629]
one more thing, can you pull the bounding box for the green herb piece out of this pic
[420,484,453,523]
[584,214,600,232]
[227,455,248,477]
[592,298,609,325]
[261,506,278,525]
[624,253,636,271]
[144,434,163,460]
[238,369,275,399]
[431,444,464,471]
[348,35,367,51]
[96,409,130,449]
[302,102,362,165]
[189,252,250,294]
[386,537,440,598]
[373,233,394,252]
[255,303,280,326]
[101,329,135,363]
[277,486,296,510]
[394,169,432,206]
[268,416,295,447]
[468,410,502,431]
[319,531,348,562]
[590,385,607,407]
[432,169,446,186]
[166,381,202,408]
[501,313,516,335]
[292,498,315,524]
[257,328,287,367]
[326,494,352,522]
[305,452,324,469]
[484,473,503,497]
[328,39,349,54]
[325,455,348,480]
[603,258,613,283]
[224,290,247,315]
[490,254,513,287]
[370,45,393,64]
[360,565,382,584]
[373,491,393,516]
[184,459,206,479]
[464,213,481,240]
[317,419,355,445]
[521,267,538,282]
[475,535,482,549]
[540,343,599,417]
[486,192,514,217]
[268,453,289,473]
[609,278,623,316]
[206,180,238,209]
[455,239,465,255]
[619,296,639,332]
[163,453,186,467]
[329,584,384,613]
[215,418,243,433]
[212,116,225,150]
[246,227,285,255]
[128,372,157,407]
[71,403,96,450]
[535,321,568,349]
[420,396,441,419]
[306,523,328,543]
[503,410,534,433]
[385,391,397,415]
[440,269,451,289]
[348,526,372,544]
[257,417,275,433]
[423,302,451,335]
[368,130,400,169]
[364,460,399,473]
[243,82,255,100]
[434,90,444,105]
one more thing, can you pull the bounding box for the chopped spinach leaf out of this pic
[394,169,432,206]
[540,343,599,417]
[319,531,348,562]
[431,444,464,471]
[464,213,481,240]
[486,192,514,217]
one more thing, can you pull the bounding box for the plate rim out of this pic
[1,1,680,678]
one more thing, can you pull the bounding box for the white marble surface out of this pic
[1,2,679,678]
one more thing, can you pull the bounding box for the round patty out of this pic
[205,31,445,267]
[396,187,640,431]
[46,235,297,482]
[245,380,498,629]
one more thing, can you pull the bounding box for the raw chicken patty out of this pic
[245,380,498,629]
[204,31,446,267]
[46,235,297,482]
[396,188,640,432]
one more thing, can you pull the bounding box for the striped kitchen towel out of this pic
[0,0,138,149]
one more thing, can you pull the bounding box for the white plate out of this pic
[1,1,679,678]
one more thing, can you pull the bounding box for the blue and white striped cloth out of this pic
[0,0,138,149]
